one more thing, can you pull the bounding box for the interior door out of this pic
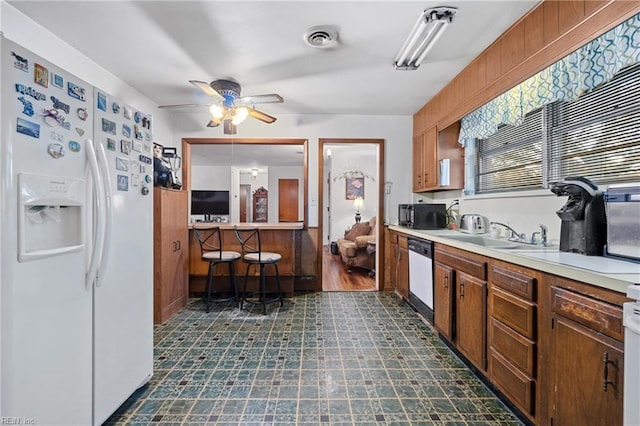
[278,178,299,222]
[239,184,250,222]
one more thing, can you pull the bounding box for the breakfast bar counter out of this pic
[187,222,304,295]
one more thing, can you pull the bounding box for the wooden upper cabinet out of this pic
[557,1,586,34]
[412,134,424,190]
[500,24,526,74]
[412,123,463,193]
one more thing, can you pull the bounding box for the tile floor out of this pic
[106,292,523,425]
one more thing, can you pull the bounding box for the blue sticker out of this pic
[68,141,81,152]
[16,117,40,138]
[117,175,129,191]
[106,138,116,151]
[115,157,129,171]
[17,97,34,117]
[52,73,63,88]
[68,82,86,101]
[97,92,107,111]
[50,96,70,114]
[112,101,120,114]
[134,124,143,140]
[122,124,131,138]
[133,111,141,123]
[15,84,46,101]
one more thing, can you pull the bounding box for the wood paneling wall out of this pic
[414,0,640,135]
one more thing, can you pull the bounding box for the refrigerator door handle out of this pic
[95,142,113,288]
[86,138,106,290]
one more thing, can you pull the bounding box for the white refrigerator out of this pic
[1,37,153,425]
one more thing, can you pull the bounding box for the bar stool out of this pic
[234,227,283,314]
[193,227,241,313]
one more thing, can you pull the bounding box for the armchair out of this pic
[336,216,377,274]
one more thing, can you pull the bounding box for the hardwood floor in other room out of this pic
[322,245,375,291]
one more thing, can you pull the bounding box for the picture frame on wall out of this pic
[346,177,364,200]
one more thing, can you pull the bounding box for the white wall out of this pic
[191,165,231,190]
[169,112,414,227]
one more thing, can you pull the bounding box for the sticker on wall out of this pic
[68,141,81,153]
[123,105,133,120]
[97,92,107,112]
[133,111,141,123]
[120,139,132,155]
[115,156,129,171]
[34,63,49,88]
[138,154,152,164]
[122,124,131,138]
[16,117,40,138]
[102,118,116,135]
[50,131,64,142]
[112,101,120,114]
[117,175,129,191]
[17,97,35,117]
[15,84,46,101]
[50,96,70,114]
[106,138,116,151]
[68,82,86,101]
[11,52,28,72]
[42,109,71,130]
[47,143,65,159]
[132,141,142,152]
[52,73,63,89]
[77,107,88,121]
[75,127,85,136]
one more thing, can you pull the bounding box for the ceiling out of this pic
[8,0,539,119]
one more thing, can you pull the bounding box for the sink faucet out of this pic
[530,223,548,246]
[489,221,526,242]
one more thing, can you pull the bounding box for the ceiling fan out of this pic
[159,79,283,134]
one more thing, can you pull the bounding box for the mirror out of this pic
[182,138,308,225]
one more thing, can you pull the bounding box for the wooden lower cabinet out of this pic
[434,243,488,371]
[434,262,454,340]
[548,284,625,426]
[153,188,189,324]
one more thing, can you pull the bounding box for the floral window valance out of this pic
[459,12,640,144]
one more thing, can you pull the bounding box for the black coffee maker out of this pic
[551,176,607,255]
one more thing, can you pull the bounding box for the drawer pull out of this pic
[460,281,465,298]
[603,351,615,392]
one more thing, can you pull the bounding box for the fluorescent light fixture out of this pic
[394,6,456,71]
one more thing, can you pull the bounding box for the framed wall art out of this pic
[346,176,364,200]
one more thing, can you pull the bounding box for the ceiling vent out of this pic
[304,25,339,48]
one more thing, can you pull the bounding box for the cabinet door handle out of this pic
[176,240,181,251]
[603,352,615,392]
[460,281,464,298]
[444,275,448,291]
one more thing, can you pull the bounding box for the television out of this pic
[191,190,230,215]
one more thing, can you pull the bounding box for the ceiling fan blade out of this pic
[206,120,220,128]
[189,80,224,101]
[158,103,210,109]
[248,107,277,124]
[235,93,283,105]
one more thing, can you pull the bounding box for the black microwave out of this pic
[398,203,447,229]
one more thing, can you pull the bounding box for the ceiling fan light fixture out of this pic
[304,25,339,49]
[231,107,249,125]
[209,104,225,119]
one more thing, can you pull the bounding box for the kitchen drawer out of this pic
[551,287,624,342]
[398,234,408,249]
[435,244,487,280]
[489,317,536,377]
[489,349,535,416]
[491,287,536,340]
[491,263,536,301]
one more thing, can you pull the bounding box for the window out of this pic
[476,63,640,193]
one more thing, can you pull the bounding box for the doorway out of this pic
[239,184,251,222]
[318,139,385,292]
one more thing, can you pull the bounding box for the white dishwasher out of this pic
[408,237,434,323]
[624,285,640,426]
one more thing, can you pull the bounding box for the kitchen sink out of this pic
[444,234,558,251]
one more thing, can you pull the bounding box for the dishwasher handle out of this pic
[407,238,433,258]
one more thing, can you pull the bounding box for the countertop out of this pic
[189,222,304,230]
[389,225,639,294]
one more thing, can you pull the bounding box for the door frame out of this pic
[317,138,385,290]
